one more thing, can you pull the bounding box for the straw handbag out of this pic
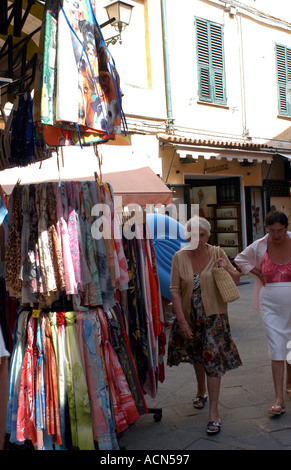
[212,246,240,303]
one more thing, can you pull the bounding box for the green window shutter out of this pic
[195,17,226,105]
[276,43,291,116]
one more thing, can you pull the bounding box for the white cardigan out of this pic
[234,232,291,311]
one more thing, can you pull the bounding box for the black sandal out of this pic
[207,420,221,434]
[193,396,207,409]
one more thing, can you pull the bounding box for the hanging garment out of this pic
[81,182,103,306]
[56,311,72,449]
[28,185,44,297]
[36,184,57,297]
[65,311,95,450]
[97,308,140,433]
[5,186,23,299]
[55,184,77,295]
[35,315,46,450]
[16,315,38,447]
[0,93,53,170]
[6,310,27,445]
[110,304,148,416]
[83,309,119,449]
[122,235,149,386]
[67,182,83,293]
[135,224,157,398]
[10,93,35,167]
[46,183,66,292]
[34,0,126,146]
[88,181,115,310]
[45,315,62,446]
[76,311,118,449]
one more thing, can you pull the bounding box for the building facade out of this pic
[100,0,291,253]
[156,0,291,253]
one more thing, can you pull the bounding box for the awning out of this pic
[276,153,291,161]
[0,165,172,208]
[102,166,172,207]
[157,133,274,164]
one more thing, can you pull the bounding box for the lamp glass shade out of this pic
[105,1,134,26]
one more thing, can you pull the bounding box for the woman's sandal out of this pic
[193,396,207,409]
[207,420,221,434]
[268,405,286,416]
[286,388,291,399]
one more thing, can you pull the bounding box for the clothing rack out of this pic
[4,179,164,449]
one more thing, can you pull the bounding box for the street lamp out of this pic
[104,0,134,45]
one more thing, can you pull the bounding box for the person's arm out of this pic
[171,291,193,339]
[250,267,265,285]
[234,239,265,285]
[216,250,241,285]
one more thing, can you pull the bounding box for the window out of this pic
[195,17,226,105]
[275,43,291,116]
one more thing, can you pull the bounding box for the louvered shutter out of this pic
[276,43,291,116]
[195,18,226,105]
[196,18,212,101]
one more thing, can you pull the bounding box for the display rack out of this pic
[207,203,242,260]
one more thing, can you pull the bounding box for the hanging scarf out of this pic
[97,308,140,433]
[65,311,95,450]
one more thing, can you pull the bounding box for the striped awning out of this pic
[157,133,274,164]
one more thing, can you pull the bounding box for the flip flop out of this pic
[268,405,286,416]
[207,420,221,434]
[193,396,207,409]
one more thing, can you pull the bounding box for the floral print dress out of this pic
[167,274,242,377]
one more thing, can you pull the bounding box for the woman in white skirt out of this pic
[235,211,291,416]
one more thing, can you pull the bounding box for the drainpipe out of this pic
[161,0,174,131]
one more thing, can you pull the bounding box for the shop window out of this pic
[275,43,291,117]
[216,178,240,203]
[263,179,290,197]
[195,17,227,105]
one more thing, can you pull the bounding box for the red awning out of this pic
[102,166,172,207]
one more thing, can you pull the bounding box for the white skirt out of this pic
[260,283,291,361]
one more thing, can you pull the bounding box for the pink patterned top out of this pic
[261,251,291,283]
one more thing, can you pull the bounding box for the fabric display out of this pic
[4,180,165,450]
[0,92,54,171]
[33,0,126,147]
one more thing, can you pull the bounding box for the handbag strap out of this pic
[213,245,221,262]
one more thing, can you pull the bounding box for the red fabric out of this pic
[45,316,62,446]
[17,316,38,447]
[97,309,140,433]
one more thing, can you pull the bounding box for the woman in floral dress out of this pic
[167,216,242,434]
